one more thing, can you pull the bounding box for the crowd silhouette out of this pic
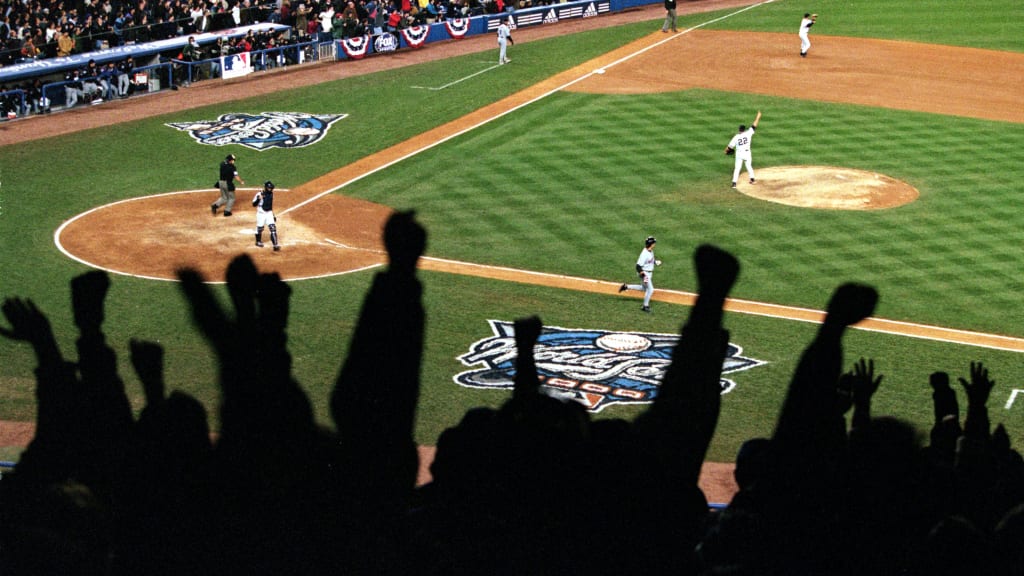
[2,210,1024,575]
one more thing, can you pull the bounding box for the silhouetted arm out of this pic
[773,283,877,465]
[959,361,994,441]
[636,244,739,485]
[513,315,543,400]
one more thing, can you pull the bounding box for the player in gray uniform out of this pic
[619,236,661,312]
[252,180,281,251]
[725,110,761,188]
[497,17,513,64]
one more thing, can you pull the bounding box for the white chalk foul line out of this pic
[411,62,505,90]
[416,255,1024,353]
[281,1,774,217]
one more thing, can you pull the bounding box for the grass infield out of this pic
[1,0,1022,463]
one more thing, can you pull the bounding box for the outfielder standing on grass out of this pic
[212,153,244,217]
[252,180,281,251]
[799,12,817,57]
[497,16,513,64]
[619,236,661,313]
[725,110,761,188]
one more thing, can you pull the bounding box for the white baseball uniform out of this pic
[497,21,512,64]
[728,125,756,185]
[799,16,814,56]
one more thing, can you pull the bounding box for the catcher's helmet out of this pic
[645,236,657,247]
[264,180,275,191]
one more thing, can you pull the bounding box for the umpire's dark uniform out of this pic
[212,154,242,216]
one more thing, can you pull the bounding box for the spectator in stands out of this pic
[180,34,200,83]
[294,2,310,37]
[318,2,334,38]
[385,6,401,32]
[19,33,40,60]
[331,9,345,39]
[208,36,228,77]
[56,25,73,56]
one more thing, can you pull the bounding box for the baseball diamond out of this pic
[2,0,1024,511]
[52,27,1020,282]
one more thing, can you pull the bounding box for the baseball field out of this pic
[2,0,1023,487]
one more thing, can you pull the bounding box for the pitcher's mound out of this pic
[737,166,918,210]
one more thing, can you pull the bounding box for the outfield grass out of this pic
[2,2,1023,464]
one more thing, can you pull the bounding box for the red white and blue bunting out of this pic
[444,18,470,39]
[339,35,370,59]
[400,25,430,48]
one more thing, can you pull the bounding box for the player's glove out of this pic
[725,147,735,155]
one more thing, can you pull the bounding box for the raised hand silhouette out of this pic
[849,357,884,430]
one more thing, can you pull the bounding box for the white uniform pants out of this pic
[733,151,754,183]
[800,33,811,54]
[498,37,508,63]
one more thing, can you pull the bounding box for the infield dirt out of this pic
[7,0,1024,503]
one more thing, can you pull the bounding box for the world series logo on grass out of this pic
[455,320,766,412]
[167,112,347,150]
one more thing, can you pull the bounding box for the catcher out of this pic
[252,180,281,251]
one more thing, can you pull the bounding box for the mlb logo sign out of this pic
[221,52,253,79]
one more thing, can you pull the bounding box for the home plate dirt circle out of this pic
[737,166,919,210]
[55,189,393,282]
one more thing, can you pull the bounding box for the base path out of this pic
[16,0,1024,505]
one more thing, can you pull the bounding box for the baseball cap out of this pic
[226,154,236,161]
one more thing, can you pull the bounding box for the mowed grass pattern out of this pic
[343,90,1024,335]
[1,2,1023,463]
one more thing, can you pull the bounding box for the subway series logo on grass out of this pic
[167,112,346,150]
[455,320,765,412]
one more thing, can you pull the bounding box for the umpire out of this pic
[211,154,245,217]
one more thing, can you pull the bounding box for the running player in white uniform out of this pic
[497,17,513,64]
[725,110,761,188]
[618,236,660,313]
[252,181,281,251]
[799,13,817,57]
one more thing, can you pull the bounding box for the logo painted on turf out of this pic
[455,320,766,412]
[166,112,347,151]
